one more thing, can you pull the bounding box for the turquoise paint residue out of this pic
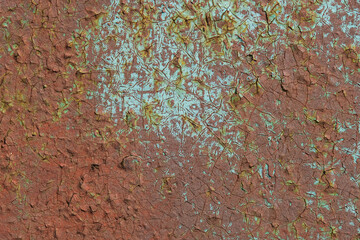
[345,201,357,215]
[257,165,263,179]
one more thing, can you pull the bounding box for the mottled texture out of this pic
[1,0,360,239]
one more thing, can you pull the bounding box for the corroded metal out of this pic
[1,0,360,239]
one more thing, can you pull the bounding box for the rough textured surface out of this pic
[1,0,360,239]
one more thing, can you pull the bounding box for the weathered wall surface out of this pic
[1,0,360,239]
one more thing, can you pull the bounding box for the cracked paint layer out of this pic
[1,0,360,239]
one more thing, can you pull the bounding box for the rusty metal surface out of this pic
[1,0,360,239]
